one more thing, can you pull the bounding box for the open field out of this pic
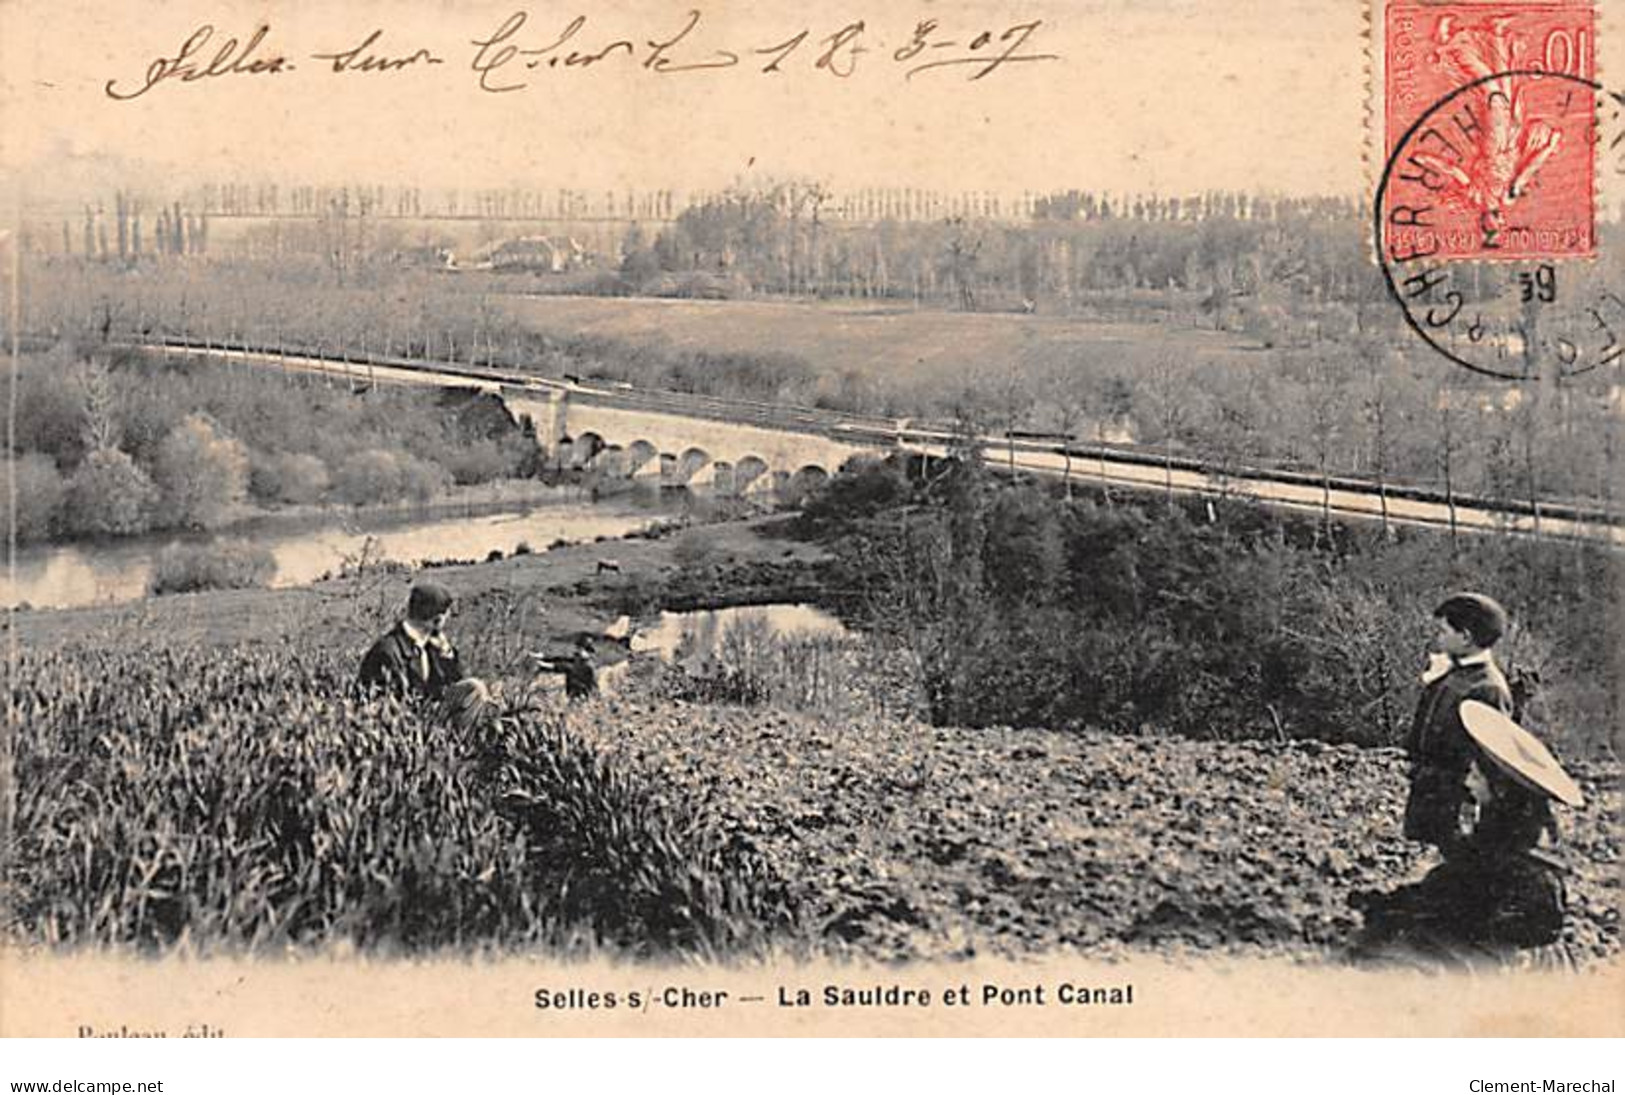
[502,294,1262,409]
[568,697,1621,965]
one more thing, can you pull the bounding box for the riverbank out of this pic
[8,512,832,653]
[239,477,595,526]
[13,476,592,559]
[1,479,716,612]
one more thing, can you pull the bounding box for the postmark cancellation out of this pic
[1374,0,1599,263]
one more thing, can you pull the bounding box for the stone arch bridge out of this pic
[504,387,873,505]
[139,342,883,506]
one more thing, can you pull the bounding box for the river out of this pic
[1,496,676,611]
[584,603,851,697]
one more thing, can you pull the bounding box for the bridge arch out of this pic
[562,431,606,469]
[734,455,770,495]
[674,446,712,485]
[781,464,830,507]
[625,439,660,478]
[596,443,628,478]
[711,460,735,495]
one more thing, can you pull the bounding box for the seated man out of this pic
[356,581,466,702]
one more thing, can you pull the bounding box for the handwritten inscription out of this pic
[103,11,1059,101]
[311,29,445,74]
[469,10,1058,91]
[104,24,293,101]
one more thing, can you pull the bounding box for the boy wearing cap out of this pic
[1402,592,1516,856]
[356,581,467,701]
[1355,592,1569,962]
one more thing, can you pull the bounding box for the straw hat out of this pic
[442,676,494,732]
[1459,699,1585,807]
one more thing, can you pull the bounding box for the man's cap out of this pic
[1434,592,1509,648]
[1459,699,1585,808]
[408,581,455,619]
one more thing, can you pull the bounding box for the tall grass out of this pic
[665,617,912,723]
[7,641,798,957]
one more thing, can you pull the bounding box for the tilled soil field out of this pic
[568,698,1622,965]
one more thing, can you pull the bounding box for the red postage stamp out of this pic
[1380,1,1597,262]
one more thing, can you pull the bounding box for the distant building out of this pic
[394,245,455,269]
[485,236,588,274]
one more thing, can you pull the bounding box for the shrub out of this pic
[11,350,89,468]
[602,574,663,617]
[0,454,68,543]
[334,449,403,505]
[153,413,250,529]
[803,457,909,522]
[250,450,331,504]
[64,447,157,537]
[399,454,451,502]
[982,486,1064,605]
[149,539,277,595]
[444,439,516,486]
[334,449,449,505]
[672,529,721,572]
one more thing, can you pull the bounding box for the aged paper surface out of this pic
[1,0,1622,1037]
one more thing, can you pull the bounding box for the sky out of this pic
[0,0,1618,209]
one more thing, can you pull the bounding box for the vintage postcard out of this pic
[1,0,1622,1038]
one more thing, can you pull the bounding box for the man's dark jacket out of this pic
[1403,656,1514,856]
[356,622,463,700]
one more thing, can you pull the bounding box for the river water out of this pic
[1,497,673,611]
[584,603,850,696]
[631,604,850,665]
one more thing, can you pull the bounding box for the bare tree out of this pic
[1361,345,1396,535]
[1294,355,1348,542]
[1043,371,1090,499]
[993,361,1033,474]
[1434,377,1466,555]
[944,217,983,312]
[784,181,829,295]
[75,362,120,453]
[1143,357,1191,503]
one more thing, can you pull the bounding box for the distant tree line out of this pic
[55,192,211,263]
[610,186,1380,318]
[173,180,1342,226]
